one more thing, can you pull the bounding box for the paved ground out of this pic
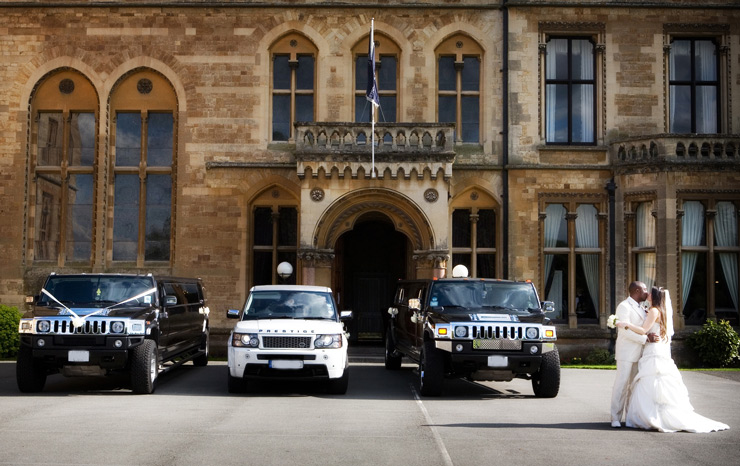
[0,347,738,466]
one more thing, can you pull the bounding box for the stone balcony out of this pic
[294,122,456,180]
[610,134,740,173]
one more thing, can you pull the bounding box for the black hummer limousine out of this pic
[385,278,560,397]
[17,273,210,394]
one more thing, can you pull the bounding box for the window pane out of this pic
[145,175,171,261]
[461,95,479,143]
[452,253,471,274]
[545,204,567,248]
[254,207,273,246]
[35,176,61,260]
[295,95,314,123]
[683,252,707,325]
[438,95,456,123]
[379,95,396,122]
[113,174,140,261]
[669,85,691,133]
[571,40,594,80]
[477,209,496,248]
[670,40,691,81]
[278,207,297,247]
[253,251,273,286]
[637,253,656,291]
[273,55,290,90]
[695,40,717,81]
[272,95,290,141]
[461,57,479,92]
[571,84,594,143]
[69,112,95,167]
[147,113,173,167]
[296,55,314,90]
[452,209,471,248]
[37,112,63,166]
[695,86,717,134]
[355,95,371,123]
[576,254,598,320]
[545,254,568,321]
[438,56,456,91]
[477,254,496,279]
[546,39,568,80]
[66,174,94,261]
[115,113,141,167]
[378,56,396,91]
[714,252,738,325]
[356,56,368,91]
[545,84,568,143]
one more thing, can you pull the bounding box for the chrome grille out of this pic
[473,339,523,350]
[262,336,312,349]
[37,318,122,335]
[471,324,527,340]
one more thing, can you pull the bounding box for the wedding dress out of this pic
[625,319,729,433]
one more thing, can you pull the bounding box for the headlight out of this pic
[314,334,342,349]
[233,333,259,348]
[37,320,51,333]
[128,321,146,335]
[111,321,125,334]
[454,326,468,338]
[526,327,539,339]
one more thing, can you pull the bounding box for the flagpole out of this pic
[370,18,376,179]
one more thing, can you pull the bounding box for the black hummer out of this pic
[385,278,560,397]
[17,273,210,394]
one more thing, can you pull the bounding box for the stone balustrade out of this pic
[611,135,740,163]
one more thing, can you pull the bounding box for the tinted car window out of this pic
[243,291,337,320]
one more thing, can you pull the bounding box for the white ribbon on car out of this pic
[41,287,157,329]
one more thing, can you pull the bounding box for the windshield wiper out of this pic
[301,316,335,320]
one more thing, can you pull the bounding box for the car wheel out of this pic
[532,346,560,398]
[227,367,248,394]
[16,346,46,393]
[130,340,158,394]
[419,339,444,397]
[327,369,349,395]
[193,329,209,367]
[384,329,402,370]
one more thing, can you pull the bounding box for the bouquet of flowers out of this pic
[607,314,619,329]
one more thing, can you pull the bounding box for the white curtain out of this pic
[695,40,717,134]
[572,40,594,143]
[715,202,738,311]
[576,204,599,313]
[544,204,566,283]
[545,39,567,142]
[547,270,564,319]
[681,201,704,311]
[669,41,687,132]
[635,202,656,290]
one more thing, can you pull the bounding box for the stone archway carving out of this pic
[313,188,434,251]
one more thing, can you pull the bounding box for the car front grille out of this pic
[471,324,526,340]
[38,318,120,335]
[262,336,313,349]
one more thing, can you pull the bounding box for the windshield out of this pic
[429,282,541,314]
[38,276,157,308]
[243,290,337,321]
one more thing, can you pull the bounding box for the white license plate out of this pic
[269,360,303,370]
[68,350,90,362]
[487,355,508,367]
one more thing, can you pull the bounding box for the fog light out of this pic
[114,339,123,348]
[37,339,45,347]
[530,346,539,354]
[456,344,464,352]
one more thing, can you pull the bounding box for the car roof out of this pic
[249,285,333,293]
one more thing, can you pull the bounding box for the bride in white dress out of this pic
[616,286,729,433]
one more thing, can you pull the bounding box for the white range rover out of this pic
[226,285,352,394]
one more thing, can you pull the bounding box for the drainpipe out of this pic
[502,0,509,280]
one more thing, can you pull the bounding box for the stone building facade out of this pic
[1,0,739,361]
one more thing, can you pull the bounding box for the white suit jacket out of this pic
[614,296,648,362]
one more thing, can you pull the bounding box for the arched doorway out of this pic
[334,213,408,342]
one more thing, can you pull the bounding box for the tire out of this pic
[193,329,209,367]
[384,329,402,370]
[419,339,444,397]
[16,346,46,393]
[227,367,247,394]
[130,340,158,394]
[532,346,560,398]
[327,369,349,395]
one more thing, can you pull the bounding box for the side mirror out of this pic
[227,309,241,319]
[542,301,556,313]
[408,298,421,311]
[340,310,353,321]
[164,295,178,306]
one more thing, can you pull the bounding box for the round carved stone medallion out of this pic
[470,191,479,201]
[59,79,75,94]
[424,189,439,203]
[137,78,153,94]
[310,188,325,202]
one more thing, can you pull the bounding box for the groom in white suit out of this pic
[610,281,655,428]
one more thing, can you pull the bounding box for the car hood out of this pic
[233,318,343,335]
[24,305,155,320]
